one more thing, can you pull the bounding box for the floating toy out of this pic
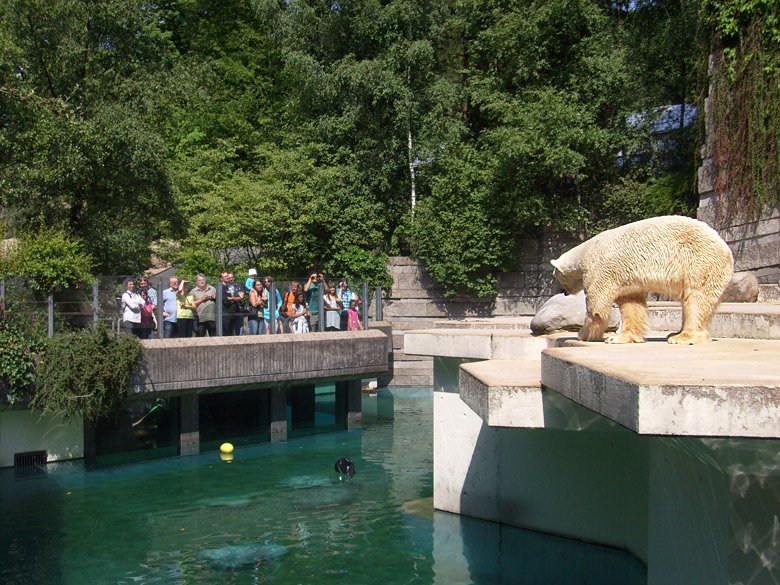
[335,457,355,478]
[220,443,234,454]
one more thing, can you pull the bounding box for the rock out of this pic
[531,291,620,335]
[721,272,759,303]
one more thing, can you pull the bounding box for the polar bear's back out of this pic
[582,216,733,298]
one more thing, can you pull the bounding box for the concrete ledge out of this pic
[404,329,549,360]
[433,317,533,330]
[541,338,780,438]
[460,360,543,427]
[647,302,780,339]
[132,330,389,395]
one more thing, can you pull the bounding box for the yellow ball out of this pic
[220,442,234,454]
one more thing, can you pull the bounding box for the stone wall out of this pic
[385,232,577,386]
[697,54,780,284]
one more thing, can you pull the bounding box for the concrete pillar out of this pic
[270,387,287,443]
[83,419,97,466]
[180,394,199,456]
[345,379,362,430]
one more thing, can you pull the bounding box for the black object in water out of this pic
[335,457,355,477]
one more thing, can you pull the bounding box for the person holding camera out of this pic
[304,272,324,332]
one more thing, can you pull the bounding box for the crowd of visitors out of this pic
[120,269,364,339]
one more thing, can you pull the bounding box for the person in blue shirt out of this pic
[161,276,179,338]
[245,268,257,291]
[262,276,283,334]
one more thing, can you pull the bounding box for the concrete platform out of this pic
[542,337,780,438]
[460,360,544,427]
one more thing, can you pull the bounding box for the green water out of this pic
[0,389,645,585]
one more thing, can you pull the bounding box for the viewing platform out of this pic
[132,329,391,395]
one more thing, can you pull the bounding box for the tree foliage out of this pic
[2,225,94,292]
[0,0,179,274]
[2,0,718,297]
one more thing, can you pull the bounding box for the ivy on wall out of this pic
[704,0,780,221]
[32,324,143,422]
[0,304,143,421]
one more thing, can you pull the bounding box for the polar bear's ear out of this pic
[550,259,561,270]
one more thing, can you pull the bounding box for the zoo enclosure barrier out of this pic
[0,276,385,338]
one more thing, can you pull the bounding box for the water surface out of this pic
[0,389,644,584]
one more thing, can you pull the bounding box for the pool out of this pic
[0,389,645,584]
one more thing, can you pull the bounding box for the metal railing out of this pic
[0,275,386,338]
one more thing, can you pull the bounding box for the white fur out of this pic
[551,216,734,344]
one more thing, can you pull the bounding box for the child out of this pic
[347,299,363,331]
[291,291,311,333]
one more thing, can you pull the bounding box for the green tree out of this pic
[0,0,180,274]
[3,225,94,293]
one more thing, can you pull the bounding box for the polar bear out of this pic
[550,216,734,344]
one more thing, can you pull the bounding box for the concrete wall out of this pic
[697,54,780,284]
[0,409,84,467]
[386,241,575,386]
[433,358,649,562]
[433,357,780,585]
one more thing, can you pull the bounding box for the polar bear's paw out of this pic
[667,330,710,345]
[605,331,645,344]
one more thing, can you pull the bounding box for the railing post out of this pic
[375,286,383,322]
[0,279,5,311]
[362,282,369,330]
[216,280,223,336]
[92,281,100,326]
[318,282,324,332]
[156,281,164,338]
[47,292,54,338]
[269,282,277,334]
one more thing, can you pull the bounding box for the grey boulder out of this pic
[531,291,620,335]
[721,271,759,303]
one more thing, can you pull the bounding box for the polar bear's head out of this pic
[551,256,584,295]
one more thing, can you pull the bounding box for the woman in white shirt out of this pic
[121,278,146,338]
[290,291,310,333]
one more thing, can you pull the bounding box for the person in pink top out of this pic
[347,299,363,331]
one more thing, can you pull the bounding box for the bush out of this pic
[33,325,143,421]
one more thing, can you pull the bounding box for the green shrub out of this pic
[33,325,143,421]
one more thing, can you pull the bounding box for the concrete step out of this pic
[647,302,780,340]
[460,360,544,427]
[758,284,780,303]
[433,316,533,330]
[404,328,550,360]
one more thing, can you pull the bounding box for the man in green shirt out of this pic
[192,273,217,337]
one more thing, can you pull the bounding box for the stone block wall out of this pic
[384,233,577,386]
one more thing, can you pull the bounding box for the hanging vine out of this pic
[704,0,780,223]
